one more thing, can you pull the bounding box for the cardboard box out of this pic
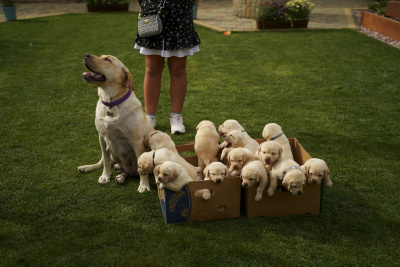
[157,143,242,224]
[158,138,322,223]
[244,138,322,218]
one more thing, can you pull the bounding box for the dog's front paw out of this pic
[78,165,92,173]
[255,193,262,202]
[98,175,111,184]
[137,184,150,193]
[202,191,211,200]
[267,188,275,196]
[115,174,126,184]
[326,180,333,187]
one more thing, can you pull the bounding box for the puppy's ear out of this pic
[153,165,160,177]
[300,164,307,176]
[256,147,261,157]
[143,132,151,150]
[122,66,135,91]
[278,145,283,159]
[171,166,181,178]
[203,165,210,178]
[282,178,289,189]
[224,165,229,177]
[324,168,330,181]
[255,172,260,183]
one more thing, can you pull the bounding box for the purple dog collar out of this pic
[278,166,297,181]
[101,89,131,109]
[271,133,283,140]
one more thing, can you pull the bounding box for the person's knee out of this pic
[146,64,164,77]
[169,63,186,78]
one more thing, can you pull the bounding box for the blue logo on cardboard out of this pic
[159,185,192,224]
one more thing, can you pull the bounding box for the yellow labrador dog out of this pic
[301,158,332,187]
[194,120,220,171]
[218,119,245,149]
[78,54,154,193]
[269,159,306,196]
[241,160,269,202]
[195,162,229,200]
[262,123,294,160]
[257,141,283,174]
[144,130,178,154]
[153,161,194,191]
[227,147,259,177]
[137,148,201,182]
[221,130,259,160]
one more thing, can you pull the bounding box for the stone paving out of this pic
[0,0,369,31]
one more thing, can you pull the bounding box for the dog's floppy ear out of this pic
[203,165,210,178]
[278,145,283,158]
[224,165,229,177]
[122,66,135,91]
[282,178,289,189]
[153,164,161,177]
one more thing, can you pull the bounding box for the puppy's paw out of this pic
[267,188,275,196]
[137,184,150,193]
[115,174,126,184]
[202,191,211,200]
[255,193,262,202]
[326,180,333,187]
[98,175,111,184]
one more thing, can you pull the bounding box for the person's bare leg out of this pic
[168,56,187,134]
[144,55,165,115]
[168,56,187,113]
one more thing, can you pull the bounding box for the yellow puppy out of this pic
[262,123,293,160]
[269,159,306,196]
[241,160,269,201]
[221,130,259,160]
[218,119,245,148]
[195,162,229,200]
[227,147,259,177]
[257,141,283,173]
[154,161,194,191]
[301,158,333,187]
[144,130,178,154]
[194,120,220,171]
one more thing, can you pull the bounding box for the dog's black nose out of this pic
[216,179,221,183]
[85,54,91,59]
[298,191,303,196]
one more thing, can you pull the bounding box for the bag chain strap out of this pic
[138,0,167,19]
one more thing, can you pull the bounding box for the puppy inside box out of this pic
[157,143,242,224]
[243,138,323,218]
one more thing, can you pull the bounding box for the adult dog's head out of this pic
[82,54,135,91]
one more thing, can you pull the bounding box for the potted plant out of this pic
[85,0,129,12]
[256,0,314,29]
[193,0,199,20]
[285,0,314,27]
[1,0,16,21]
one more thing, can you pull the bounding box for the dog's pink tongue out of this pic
[83,72,90,77]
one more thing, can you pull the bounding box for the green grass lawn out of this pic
[1,13,399,266]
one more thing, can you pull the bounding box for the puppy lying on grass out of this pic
[269,159,306,196]
[262,123,293,160]
[301,158,333,187]
[154,161,194,191]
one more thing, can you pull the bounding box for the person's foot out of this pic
[170,114,185,134]
[146,115,156,128]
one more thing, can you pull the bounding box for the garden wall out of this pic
[233,0,262,19]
